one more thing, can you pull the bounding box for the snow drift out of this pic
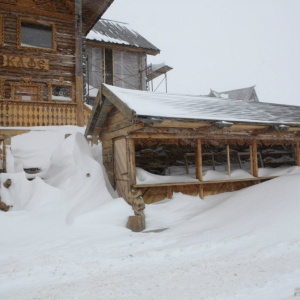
[1,128,300,300]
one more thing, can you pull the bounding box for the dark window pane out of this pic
[21,22,52,49]
[52,85,72,100]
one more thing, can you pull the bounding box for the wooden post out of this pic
[295,141,300,166]
[75,0,84,126]
[127,138,136,186]
[167,186,173,199]
[251,140,258,177]
[196,139,203,181]
[196,139,204,199]
[227,144,231,176]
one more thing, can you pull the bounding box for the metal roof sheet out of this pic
[87,19,160,55]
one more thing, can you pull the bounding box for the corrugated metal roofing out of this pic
[86,19,160,54]
[103,84,300,126]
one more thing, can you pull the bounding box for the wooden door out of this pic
[114,138,129,201]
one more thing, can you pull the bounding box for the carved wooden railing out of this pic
[0,100,78,127]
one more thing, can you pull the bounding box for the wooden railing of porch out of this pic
[0,100,92,127]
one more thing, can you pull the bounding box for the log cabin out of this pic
[85,83,300,205]
[0,0,113,127]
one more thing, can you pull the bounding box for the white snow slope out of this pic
[1,127,300,300]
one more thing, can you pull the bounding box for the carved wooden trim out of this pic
[0,15,3,46]
[47,77,74,102]
[10,77,43,102]
[17,17,57,52]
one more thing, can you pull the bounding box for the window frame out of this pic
[10,80,43,102]
[48,80,74,102]
[17,17,57,52]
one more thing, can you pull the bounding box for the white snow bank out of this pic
[1,128,300,300]
[11,126,84,174]
[136,167,198,184]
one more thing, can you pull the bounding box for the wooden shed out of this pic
[0,0,113,127]
[86,84,300,205]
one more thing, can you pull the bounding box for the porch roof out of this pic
[86,84,300,136]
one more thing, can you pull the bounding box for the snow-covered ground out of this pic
[1,127,300,300]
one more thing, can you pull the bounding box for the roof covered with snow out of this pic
[100,84,300,126]
[86,19,160,55]
[86,84,300,136]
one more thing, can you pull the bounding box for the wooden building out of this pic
[86,84,300,205]
[0,0,113,127]
[86,19,160,105]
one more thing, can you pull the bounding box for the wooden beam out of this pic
[101,124,144,141]
[133,176,276,188]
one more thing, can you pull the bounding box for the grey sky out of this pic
[103,0,300,105]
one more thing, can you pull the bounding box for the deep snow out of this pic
[1,127,300,300]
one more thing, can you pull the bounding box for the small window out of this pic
[18,18,56,51]
[48,82,73,101]
[104,48,113,85]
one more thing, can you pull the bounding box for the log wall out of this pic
[0,1,88,126]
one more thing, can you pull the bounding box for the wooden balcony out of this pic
[0,99,91,127]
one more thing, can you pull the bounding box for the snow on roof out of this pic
[103,84,300,125]
[86,19,160,55]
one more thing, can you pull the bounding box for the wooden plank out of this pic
[101,124,144,141]
[151,120,210,129]
[133,176,276,188]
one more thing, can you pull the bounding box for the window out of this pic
[48,81,73,101]
[104,48,113,85]
[18,18,56,51]
[10,81,43,101]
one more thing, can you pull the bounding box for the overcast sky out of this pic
[103,0,300,106]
